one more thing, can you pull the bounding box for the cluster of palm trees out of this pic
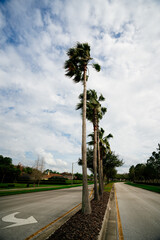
[64,42,112,215]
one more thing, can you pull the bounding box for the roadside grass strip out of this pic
[125,182,160,193]
[0,183,61,189]
[104,182,114,192]
[0,184,84,196]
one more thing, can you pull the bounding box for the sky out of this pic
[0,0,160,174]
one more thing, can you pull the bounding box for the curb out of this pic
[27,189,94,240]
[31,203,82,240]
[98,185,115,240]
[27,186,115,240]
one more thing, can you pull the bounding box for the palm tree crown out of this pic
[64,42,100,83]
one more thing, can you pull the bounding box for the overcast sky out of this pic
[0,0,160,174]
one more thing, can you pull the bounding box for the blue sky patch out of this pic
[111,31,122,39]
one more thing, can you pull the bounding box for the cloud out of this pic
[0,0,160,174]
[35,148,68,171]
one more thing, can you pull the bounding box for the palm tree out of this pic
[88,90,106,200]
[77,89,106,200]
[99,128,113,192]
[64,43,100,214]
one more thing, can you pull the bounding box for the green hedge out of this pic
[40,179,67,185]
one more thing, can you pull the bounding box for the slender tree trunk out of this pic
[100,157,104,190]
[93,110,99,200]
[82,65,91,214]
[97,126,103,197]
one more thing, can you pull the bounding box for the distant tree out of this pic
[144,163,155,180]
[128,144,160,183]
[74,172,83,180]
[43,169,60,174]
[0,155,12,183]
[129,165,135,181]
[147,144,160,180]
[79,149,123,183]
[116,173,129,181]
[134,163,146,181]
[0,155,20,183]
[23,166,33,174]
[103,152,124,183]
[32,157,45,186]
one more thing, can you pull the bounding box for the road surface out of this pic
[0,185,93,240]
[115,182,160,240]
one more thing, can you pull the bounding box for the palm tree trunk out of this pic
[97,126,103,197]
[93,110,99,200]
[82,65,91,214]
[101,158,104,188]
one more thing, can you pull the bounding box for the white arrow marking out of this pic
[2,212,37,228]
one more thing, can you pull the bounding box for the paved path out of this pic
[0,185,93,240]
[115,182,160,240]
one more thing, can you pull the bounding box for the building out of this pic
[42,171,64,180]
[61,172,73,180]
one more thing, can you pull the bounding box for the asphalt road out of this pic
[115,182,160,240]
[0,185,92,240]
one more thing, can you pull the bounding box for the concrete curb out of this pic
[98,185,115,240]
[29,190,94,240]
[32,203,82,240]
[28,186,116,240]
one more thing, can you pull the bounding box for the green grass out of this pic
[125,182,160,193]
[104,182,114,192]
[0,183,58,189]
[0,184,84,197]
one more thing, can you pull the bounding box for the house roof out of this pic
[42,173,64,179]
[61,172,72,176]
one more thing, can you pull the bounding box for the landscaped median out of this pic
[32,182,114,240]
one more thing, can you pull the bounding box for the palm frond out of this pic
[107,133,113,139]
[92,63,101,72]
[98,94,105,102]
[87,133,94,146]
[87,140,94,146]
[73,71,82,83]
[76,102,83,110]
[101,107,107,115]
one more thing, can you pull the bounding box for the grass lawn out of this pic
[125,182,160,193]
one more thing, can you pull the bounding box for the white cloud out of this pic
[0,0,160,174]
[35,148,67,170]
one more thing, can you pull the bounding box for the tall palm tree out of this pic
[78,90,106,200]
[99,128,113,193]
[64,43,100,214]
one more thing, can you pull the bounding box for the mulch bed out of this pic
[47,192,110,240]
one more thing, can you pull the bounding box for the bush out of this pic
[40,179,67,185]
[8,184,15,187]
